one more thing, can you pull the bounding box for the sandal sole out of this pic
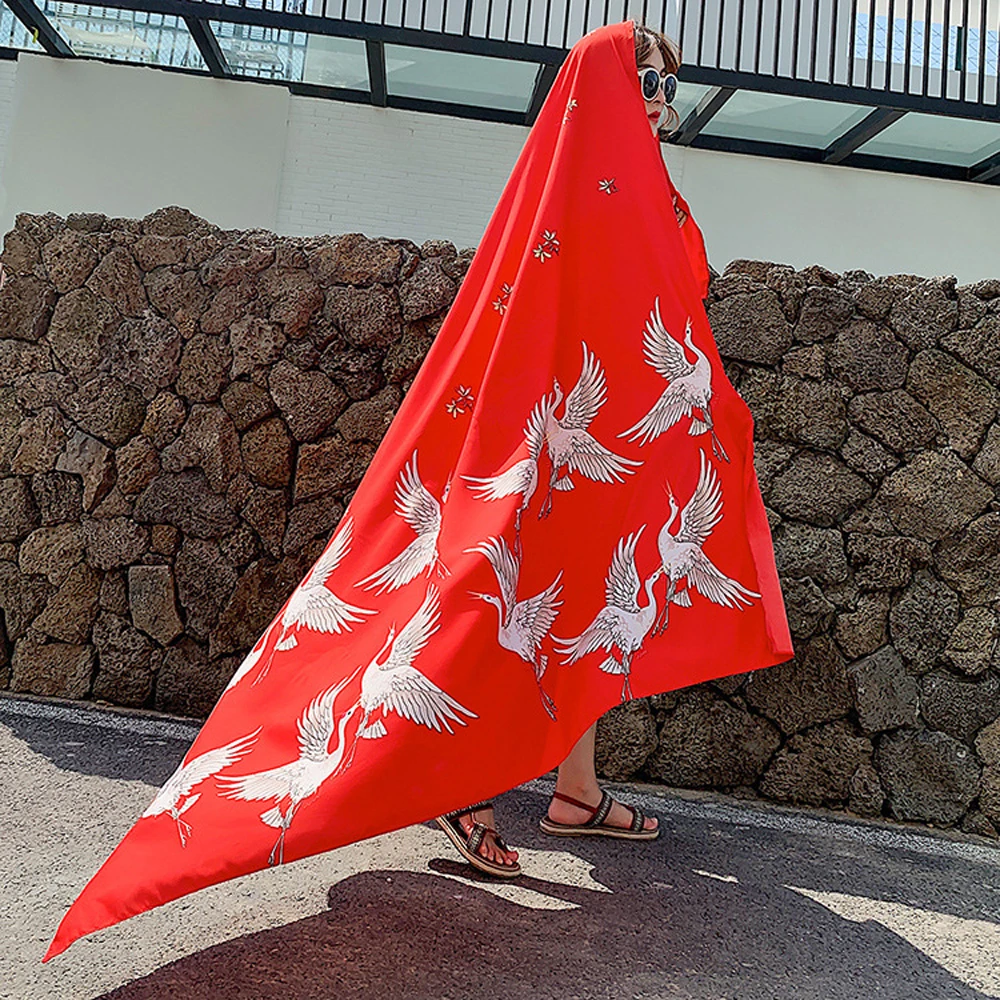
[538,817,660,840]
[435,816,523,878]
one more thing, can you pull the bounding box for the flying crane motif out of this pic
[538,342,642,518]
[553,528,662,702]
[141,728,261,847]
[653,449,760,635]
[358,451,450,594]
[217,670,360,866]
[467,535,563,720]
[620,297,729,462]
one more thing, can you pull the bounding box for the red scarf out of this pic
[46,20,791,960]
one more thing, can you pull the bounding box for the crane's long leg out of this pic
[620,651,634,703]
[536,679,557,721]
[653,580,676,636]
[711,428,729,464]
[174,814,192,848]
[252,633,285,687]
[268,804,297,866]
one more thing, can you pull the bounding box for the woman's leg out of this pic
[548,723,658,831]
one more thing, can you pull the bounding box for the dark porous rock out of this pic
[81,516,149,571]
[889,573,961,674]
[833,592,889,660]
[132,234,187,271]
[91,486,132,520]
[64,374,146,447]
[847,646,919,733]
[241,417,293,489]
[848,761,885,817]
[383,330,433,385]
[939,315,1000,383]
[961,810,998,839]
[0,476,40,541]
[781,577,835,639]
[846,391,939,454]
[973,423,1000,484]
[161,405,240,493]
[102,311,182,397]
[201,280,258,336]
[142,206,214,238]
[241,487,288,557]
[30,471,82,525]
[260,266,323,336]
[708,290,793,364]
[759,720,872,807]
[128,564,183,645]
[11,634,94,698]
[268,360,348,442]
[32,562,101,644]
[335,386,403,444]
[944,608,997,677]
[222,380,275,431]
[743,636,851,734]
[56,430,115,511]
[12,407,68,475]
[840,430,898,480]
[229,316,286,378]
[175,333,231,403]
[319,345,385,400]
[595,700,659,780]
[846,533,932,590]
[219,524,259,568]
[793,286,855,343]
[14,371,76,413]
[323,284,402,350]
[282,497,345,554]
[99,569,127,615]
[0,560,53,639]
[209,555,305,659]
[739,369,847,449]
[144,266,211,335]
[978,720,1000,768]
[828,320,909,392]
[0,275,57,341]
[19,522,85,585]
[888,278,958,351]
[282,339,320,370]
[982,767,1000,829]
[642,688,781,787]
[876,729,980,826]
[199,241,274,288]
[935,513,1000,605]
[91,611,155,706]
[0,387,26,474]
[1,226,41,273]
[115,435,160,496]
[154,638,238,718]
[295,436,375,502]
[151,523,180,556]
[772,522,848,586]
[308,233,403,286]
[140,392,187,450]
[85,245,148,318]
[134,470,239,538]
[397,258,456,323]
[780,344,825,380]
[921,671,1000,745]
[878,451,992,542]
[907,349,999,458]
[958,287,990,328]
[47,287,120,376]
[767,451,871,527]
[175,537,238,639]
[752,441,796,492]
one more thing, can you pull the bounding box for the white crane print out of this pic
[620,297,730,462]
[553,528,662,703]
[653,449,760,635]
[539,342,642,518]
[141,728,261,847]
[343,586,477,769]
[255,516,375,684]
[466,535,563,720]
[462,397,547,555]
[224,625,275,693]
[217,669,360,866]
[357,451,450,594]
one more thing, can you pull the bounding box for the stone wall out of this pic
[1,208,998,838]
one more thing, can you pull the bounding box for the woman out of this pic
[48,20,791,960]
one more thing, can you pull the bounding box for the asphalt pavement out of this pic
[4,692,1000,1000]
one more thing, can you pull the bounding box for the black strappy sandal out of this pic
[435,801,522,878]
[539,790,659,840]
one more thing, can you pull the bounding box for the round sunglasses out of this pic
[638,67,678,105]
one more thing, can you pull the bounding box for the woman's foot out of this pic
[454,805,520,869]
[547,787,658,834]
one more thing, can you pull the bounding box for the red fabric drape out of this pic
[46,19,792,961]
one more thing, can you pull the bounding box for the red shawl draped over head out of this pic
[46,19,792,960]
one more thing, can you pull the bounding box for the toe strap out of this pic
[629,806,645,833]
[466,822,488,856]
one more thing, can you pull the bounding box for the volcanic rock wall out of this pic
[1,207,998,836]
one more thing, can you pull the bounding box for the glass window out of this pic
[1,1,46,51]
[856,111,1000,167]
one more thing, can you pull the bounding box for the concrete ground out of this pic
[4,692,1000,1000]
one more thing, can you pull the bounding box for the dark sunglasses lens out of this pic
[641,68,660,101]
[663,74,677,104]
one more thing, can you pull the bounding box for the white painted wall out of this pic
[1,50,999,282]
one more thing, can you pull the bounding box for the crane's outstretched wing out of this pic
[466,536,519,614]
[379,666,477,733]
[566,435,642,483]
[676,450,723,547]
[223,630,270,692]
[686,548,761,609]
[382,585,441,673]
[524,395,549,461]
[561,342,607,431]
[395,451,441,536]
[286,583,374,634]
[305,516,355,588]
[605,528,644,613]
[515,572,564,651]
[296,681,351,762]
[216,761,296,803]
[463,457,535,501]
[552,606,619,663]
[644,299,695,383]
[358,535,436,595]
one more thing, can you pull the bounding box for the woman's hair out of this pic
[633,23,683,137]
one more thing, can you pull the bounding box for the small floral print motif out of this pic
[598,178,618,195]
[563,99,578,124]
[446,385,475,418]
[532,230,560,263]
[492,281,513,314]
